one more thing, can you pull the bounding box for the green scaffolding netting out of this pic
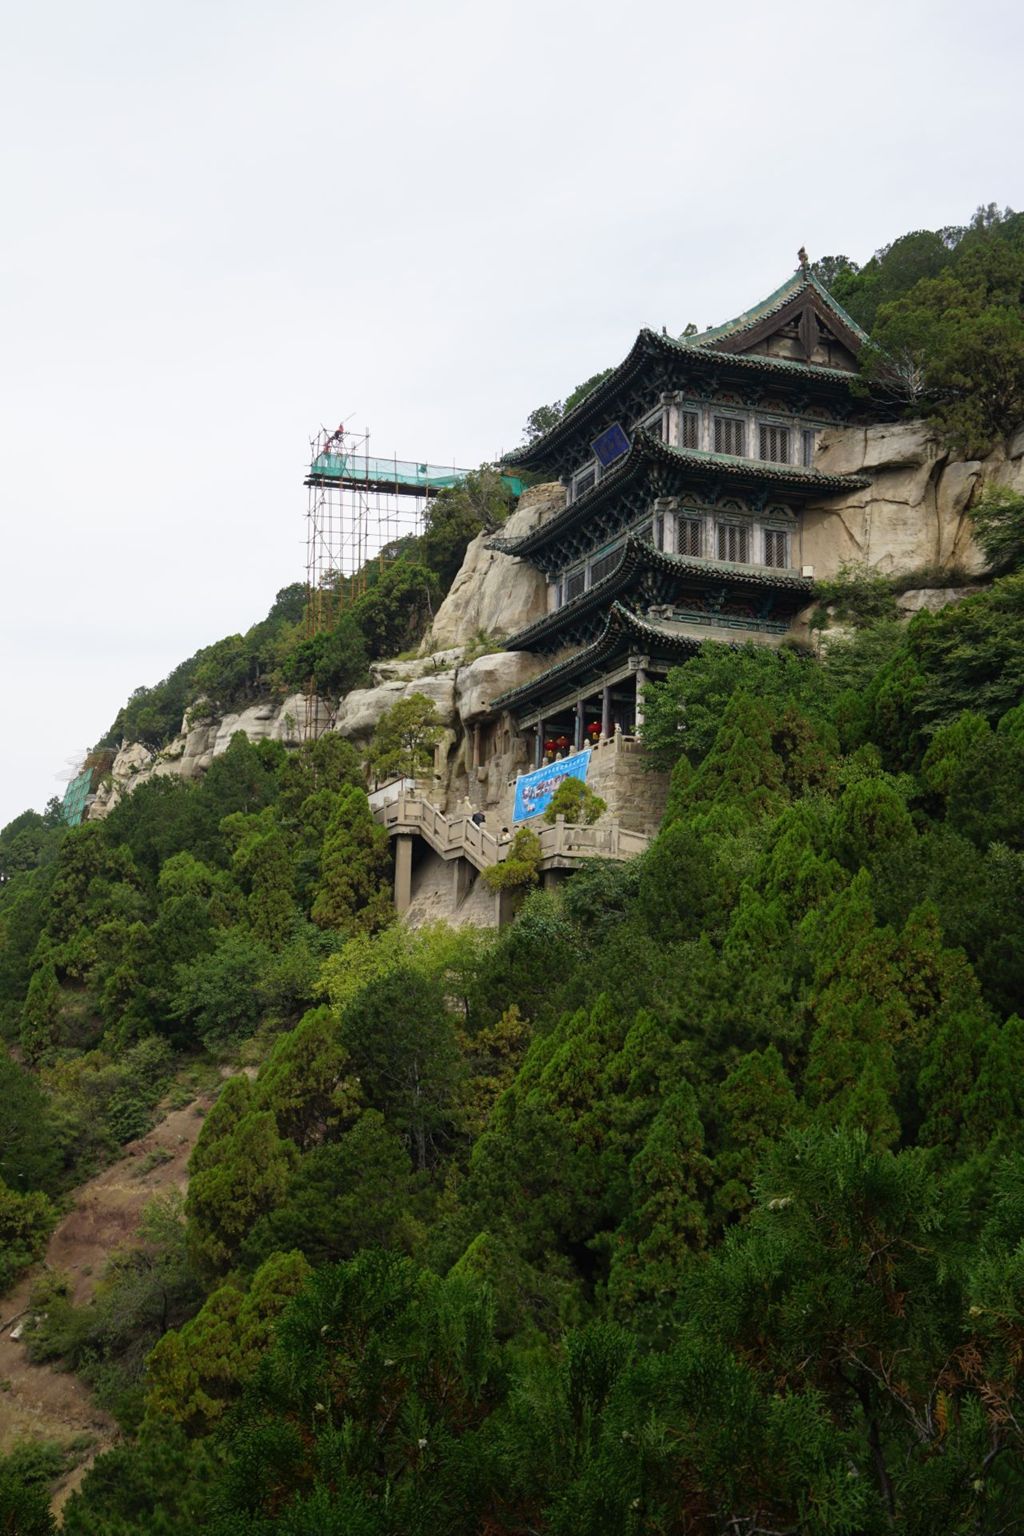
[308,454,523,498]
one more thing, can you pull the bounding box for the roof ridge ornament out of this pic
[798,246,810,271]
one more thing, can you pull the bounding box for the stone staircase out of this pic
[372,791,651,877]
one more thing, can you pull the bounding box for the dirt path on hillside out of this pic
[0,1090,217,1514]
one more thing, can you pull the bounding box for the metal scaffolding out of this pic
[301,424,473,738]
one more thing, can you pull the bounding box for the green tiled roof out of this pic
[650,436,869,491]
[490,602,706,713]
[504,533,814,652]
[495,431,868,563]
[681,268,869,351]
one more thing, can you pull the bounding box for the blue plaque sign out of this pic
[513,749,591,822]
[591,423,630,468]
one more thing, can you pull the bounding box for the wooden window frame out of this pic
[716,520,751,565]
[758,422,791,464]
[713,413,746,457]
[675,514,704,558]
[763,527,789,569]
[678,408,700,451]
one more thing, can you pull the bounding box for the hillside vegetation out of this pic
[2,553,1024,1530]
[2,211,1024,1533]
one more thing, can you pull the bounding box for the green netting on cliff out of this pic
[62,767,93,828]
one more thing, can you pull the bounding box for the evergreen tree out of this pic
[185,1109,297,1277]
[311,785,393,934]
[340,966,460,1170]
[608,1084,712,1322]
[252,1005,360,1148]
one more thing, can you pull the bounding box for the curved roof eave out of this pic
[503,532,816,652]
[490,602,710,713]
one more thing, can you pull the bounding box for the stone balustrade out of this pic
[372,789,651,923]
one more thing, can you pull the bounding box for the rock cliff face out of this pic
[421,482,559,651]
[804,420,1024,579]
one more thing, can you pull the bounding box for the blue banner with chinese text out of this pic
[513,749,591,822]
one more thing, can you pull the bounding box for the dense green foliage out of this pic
[0,732,387,1270]
[970,484,1024,576]
[542,777,607,825]
[365,693,446,784]
[818,204,1024,454]
[4,569,1023,1528]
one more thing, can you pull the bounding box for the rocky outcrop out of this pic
[422,483,560,651]
[455,651,545,727]
[804,421,1024,579]
[334,669,459,743]
[89,692,314,817]
[896,586,984,616]
[369,650,462,685]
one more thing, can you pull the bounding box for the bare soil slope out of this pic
[0,1091,216,1512]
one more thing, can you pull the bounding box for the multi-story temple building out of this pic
[490,260,879,766]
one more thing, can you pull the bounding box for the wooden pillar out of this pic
[394,835,413,915]
[601,684,611,740]
[472,724,482,770]
[534,721,544,768]
[574,699,585,751]
[634,666,647,731]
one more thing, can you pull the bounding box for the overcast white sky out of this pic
[1,0,1021,826]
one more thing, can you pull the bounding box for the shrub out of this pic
[812,564,899,628]
[483,828,542,892]
[0,1182,57,1293]
[542,777,606,825]
[970,485,1024,575]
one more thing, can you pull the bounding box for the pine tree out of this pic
[713,1046,800,1219]
[609,1084,712,1322]
[310,786,393,934]
[18,959,61,1060]
[253,1005,360,1149]
[185,1110,297,1277]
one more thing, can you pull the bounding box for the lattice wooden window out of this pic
[714,415,746,456]
[589,548,620,585]
[564,569,586,602]
[802,428,816,467]
[763,528,789,568]
[758,424,790,463]
[679,410,699,449]
[716,522,750,564]
[677,516,703,557]
[574,467,596,500]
